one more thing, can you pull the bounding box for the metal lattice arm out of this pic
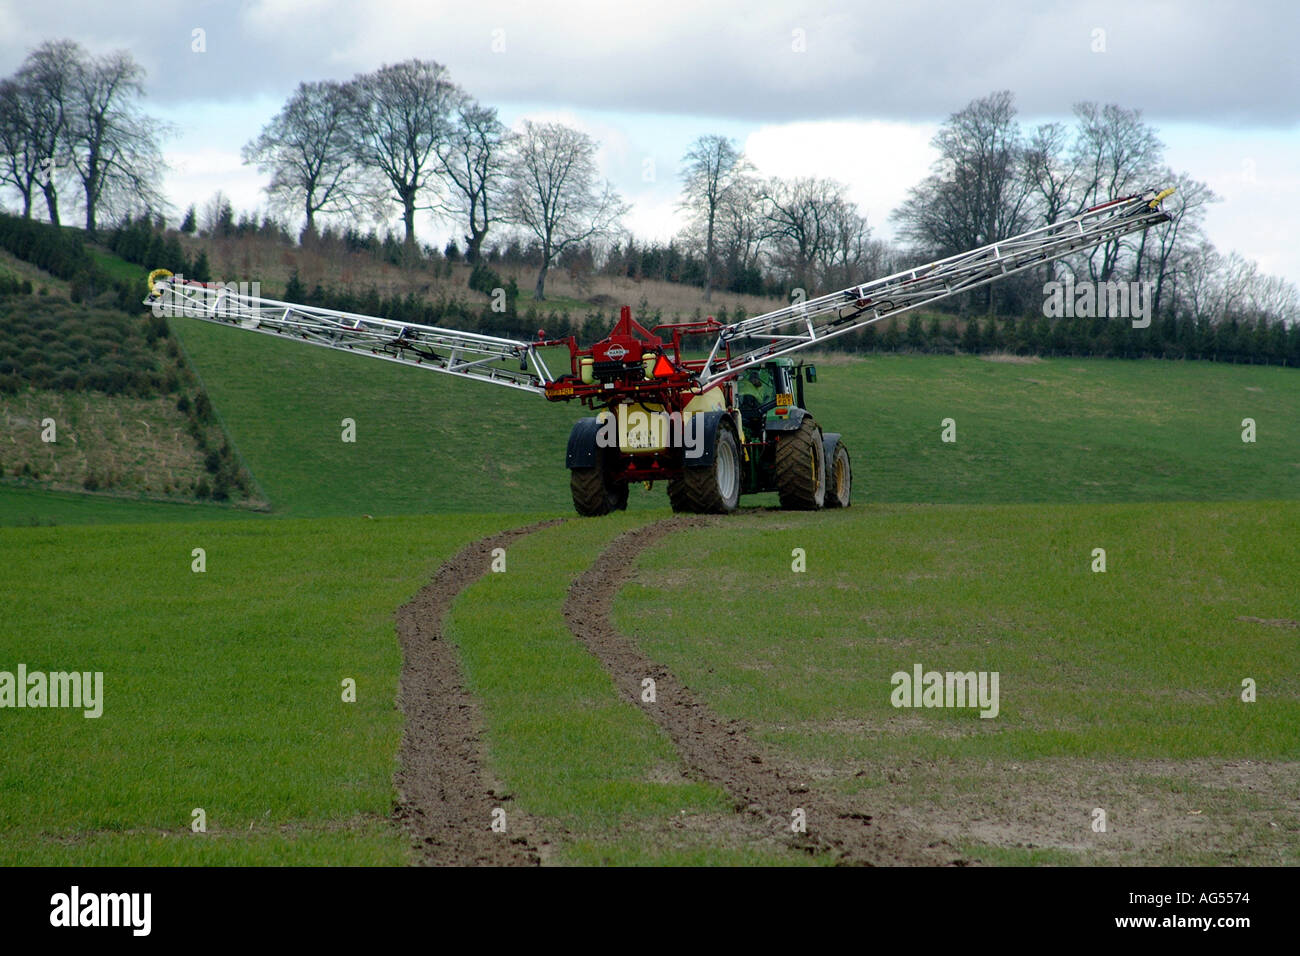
[698,188,1174,387]
[145,273,555,394]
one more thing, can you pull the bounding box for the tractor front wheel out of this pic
[825,440,852,508]
[570,456,628,516]
[668,425,741,514]
[775,418,826,510]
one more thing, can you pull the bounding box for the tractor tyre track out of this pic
[394,519,562,866]
[563,515,959,866]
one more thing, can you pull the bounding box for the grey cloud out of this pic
[1,1,1296,126]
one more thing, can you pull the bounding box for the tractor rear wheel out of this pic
[570,456,628,516]
[825,440,852,508]
[668,425,741,514]
[775,418,826,510]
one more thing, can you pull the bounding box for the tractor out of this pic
[146,188,1173,516]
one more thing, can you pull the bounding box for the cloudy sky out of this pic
[3,0,1297,284]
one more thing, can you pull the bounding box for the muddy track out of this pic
[393,519,562,866]
[562,515,960,866]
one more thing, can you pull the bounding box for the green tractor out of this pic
[730,357,852,512]
[147,188,1176,518]
[557,309,852,516]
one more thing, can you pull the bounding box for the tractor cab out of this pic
[736,358,815,442]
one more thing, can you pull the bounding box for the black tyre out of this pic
[774,418,826,510]
[668,425,741,514]
[825,440,852,508]
[570,455,628,516]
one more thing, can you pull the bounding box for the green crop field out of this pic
[166,307,1300,518]
[616,501,1300,864]
[3,286,1297,865]
[0,483,266,527]
[0,512,525,864]
[443,513,815,865]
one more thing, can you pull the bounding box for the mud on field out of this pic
[393,515,1291,866]
[562,516,961,866]
[808,756,1300,865]
[393,520,562,866]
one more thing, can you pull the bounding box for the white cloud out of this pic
[1162,124,1300,284]
[163,147,266,221]
[743,120,939,238]
[622,189,684,244]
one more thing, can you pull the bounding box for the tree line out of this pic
[3,206,1296,368]
[237,66,1294,327]
[0,40,165,234]
[0,40,1294,332]
[887,91,1297,329]
[239,60,627,300]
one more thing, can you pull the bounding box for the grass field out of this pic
[6,496,1294,865]
[168,307,1300,518]
[0,512,524,864]
[4,288,1297,865]
[0,483,267,527]
[167,315,573,516]
[444,514,811,864]
[616,501,1300,864]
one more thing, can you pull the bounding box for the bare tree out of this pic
[678,135,751,302]
[1023,121,1081,226]
[348,59,458,248]
[1218,252,1259,321]
[1175,241,1222,322]
[820,198,876,290]
[243,80,373,240]
[713,173,766,282]
[14,40,83,225]
[66,49,167,234]
[1071,101,1163,281]
[759,176,833,292]
[1177,245,1273,326]
[200,190,235,237]
[502,120,628,300]
[894,91,1032,259]
[892,91,1035,312]
[1247,272,1299,324]
[1143,170,1217,317]
[0,78,42,217]
[434,96,508,263]
[1022,122,1083,284]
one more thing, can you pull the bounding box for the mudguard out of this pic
[683,410,732,468]
[764,407,808,433]
[565,417,603,469]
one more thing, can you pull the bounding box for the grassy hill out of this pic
[0,483,266,526]
[0,239,261,512]
[169,307,1300,517]
[7,234,1290,521]
[170,316,573,516]
[4,250,1296,865]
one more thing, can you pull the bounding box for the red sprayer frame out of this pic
[539,305,732,413]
